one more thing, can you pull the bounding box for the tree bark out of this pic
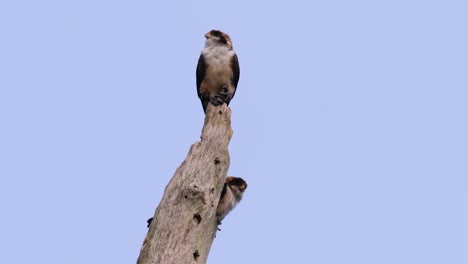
[137,104,233,264]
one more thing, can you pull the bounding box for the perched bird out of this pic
[196,30,240,112]
[216,176,247,224]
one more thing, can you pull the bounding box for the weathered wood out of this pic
[137,104,233,264]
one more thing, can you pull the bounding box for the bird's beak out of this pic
[204,33,210,39]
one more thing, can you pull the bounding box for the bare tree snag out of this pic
[137,104,233,264]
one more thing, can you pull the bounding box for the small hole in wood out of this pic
[193,250,200,259]
[193,213,202,224]
[214,158,220,164]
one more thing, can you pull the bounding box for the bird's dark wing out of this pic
[196,54,206,99]
[230,53,240,98]
[219,182,228,201]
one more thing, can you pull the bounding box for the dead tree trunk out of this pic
[137,104,233,264]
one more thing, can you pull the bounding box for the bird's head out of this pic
[205,29,233,49]
[226,176,247,193]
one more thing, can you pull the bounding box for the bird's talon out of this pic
[220,86,229,95]
[209,95,224,105]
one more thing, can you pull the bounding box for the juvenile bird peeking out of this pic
[216,177,247,225]
[196,30,240,112]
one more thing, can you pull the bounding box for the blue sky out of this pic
[1,1,467,263]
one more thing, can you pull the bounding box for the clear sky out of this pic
[1,1,467,263]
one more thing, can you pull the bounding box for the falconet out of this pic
[196,30,240,112]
